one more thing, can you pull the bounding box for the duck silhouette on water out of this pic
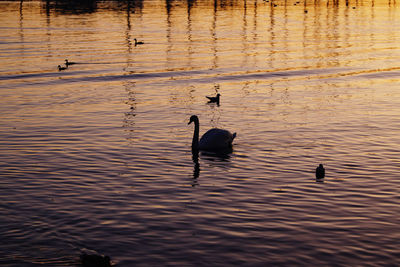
[58,65,67,71]
[206,93,220,104]
[65,59,77,66]
[188,115,236,153]
[134,38,144,46]
[316,164,325,179]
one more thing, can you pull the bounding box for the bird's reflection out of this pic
[191,149,200,186]
[190,146,233,187]
[200,149,232,161]
[123,82,137,145]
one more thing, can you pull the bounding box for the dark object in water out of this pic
[206,93,220,104]
[65,59,76,66]
[188,114,236,152]
[134,38,144,45]
[80,253,111,267]
[316,164,325,179]
[58,65,67,71]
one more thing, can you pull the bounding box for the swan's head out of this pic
[188,115,199,125]
[319,164,324,168]
[65,59,68,63]
[217,93,221,97]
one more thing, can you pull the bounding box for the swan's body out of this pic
[188,115,236,152]
[58,65,67,71]
[134,38,144,45]
[316,164,325,179]
[65,59,76,66]
[80,254,111,267]
[206,93,220,103]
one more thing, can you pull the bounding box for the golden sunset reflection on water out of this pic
[1,0,400,266]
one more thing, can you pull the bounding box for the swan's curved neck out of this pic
[192,119,199,151]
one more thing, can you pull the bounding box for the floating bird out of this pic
[188,115,236,152]
[58,65,67,71]
[134,38,144,45]
[80,253,111,267]
[65,59,76,66]
[206,93,220,104]
[316,164,325,179]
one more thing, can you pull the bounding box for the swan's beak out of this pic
[188,120,192,125]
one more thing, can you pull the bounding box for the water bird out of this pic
[134,38,144,45]
[316,164,325,179]
[206,93,220,104]
[80,253,111,267]
[58,65,67,71]
[65,59,76,66]
[188,115,236,152]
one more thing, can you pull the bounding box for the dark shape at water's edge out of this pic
[43,0,98,14]
[41,0,145,15]
[80,253,111,267]
[38,0,396,16]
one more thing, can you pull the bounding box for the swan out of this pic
[65,59,76,66]
[316,164,325,179]
[58,65,67,71]
[134,38,144,45]
[206,93,220,103]
[80,253,111,267]
[188,115,236,152]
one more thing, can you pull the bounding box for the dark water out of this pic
[1,0,400,266]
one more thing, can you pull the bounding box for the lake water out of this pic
[1,0,400,266]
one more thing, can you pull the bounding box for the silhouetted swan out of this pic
[58,65,67,71]
[188,115,236,152]
[134,38,144,45]
[316,164,325,179]
[80,253,111,267]
[65,59,76,66]
[206,93,220,104]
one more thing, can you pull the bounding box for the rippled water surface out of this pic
[1,0,400,265]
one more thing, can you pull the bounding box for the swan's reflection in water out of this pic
[191,148,232,187]
[192,151,200,186]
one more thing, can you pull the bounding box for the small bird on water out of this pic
[65,59,76,66]
[80,253,111,267]
[206,93,220,104]
[58,65,67,71]
[134,38,144,45]
[316,164,325,179]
